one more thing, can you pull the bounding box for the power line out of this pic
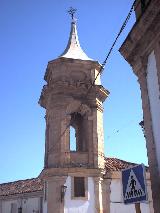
[96,0,136,77]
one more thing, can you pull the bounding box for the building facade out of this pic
[119,0,160,212]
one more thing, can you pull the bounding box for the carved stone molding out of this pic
[40,167,104,180]
[132,55,148,80]
[120,0,160,72]
[66,100,91,116]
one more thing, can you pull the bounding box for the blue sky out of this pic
[0,0,148,183]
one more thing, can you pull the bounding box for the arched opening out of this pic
[70,126,76,151]
[69,112,88,152]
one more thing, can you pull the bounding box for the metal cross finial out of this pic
[68,7,77,20]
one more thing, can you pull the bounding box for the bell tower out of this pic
[39,8,109,213]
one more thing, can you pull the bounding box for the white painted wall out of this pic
[146,50,160,172]
[64,176,95,213]
[43,201,47,213]
[22,197,39,213]
[1,197,40,213]
[2,200,18,213]
[110,179,152,213]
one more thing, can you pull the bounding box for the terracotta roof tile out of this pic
[105,157,137,172]
[0,178,43,197]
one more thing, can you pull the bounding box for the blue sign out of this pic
[122,164,148,204]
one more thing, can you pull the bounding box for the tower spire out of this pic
[59,7,92,60]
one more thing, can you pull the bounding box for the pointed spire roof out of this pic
[59,9,92,61]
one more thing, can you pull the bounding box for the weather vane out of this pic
[68,7,77,21]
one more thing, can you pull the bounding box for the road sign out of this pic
[122,164,148,204]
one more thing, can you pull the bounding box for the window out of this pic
[18,207,22,213]
[74,177,85,197]
[70,112,88,152]
[70,126,76,151]
[71,176,88,200]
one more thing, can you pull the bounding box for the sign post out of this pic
[122,164,148,213]
[135,203,141,213]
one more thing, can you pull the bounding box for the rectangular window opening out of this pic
[18,207,22,213]
[74,177,85,197]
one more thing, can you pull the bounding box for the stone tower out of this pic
[39,10,109,213]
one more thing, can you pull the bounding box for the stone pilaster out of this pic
[147,180,154,213]
[44,115,49,168]
[102,178,111,213]
[94,177,104,213]
[154,42,160,93]
[60,115,71,166]
[138,67,160,212]
[88,115,94,166]
[47,176,67,213]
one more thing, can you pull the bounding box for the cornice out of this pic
[48,57,101,69]
[44,58,101,81]
[119,0,160,74]
[95,85,110,103]
[39,81,109,109]
[40,167,105,180]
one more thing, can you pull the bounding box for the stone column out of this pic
[147,180,154,213]
[94,177,104,213]
[44,115,49,168]
[88,115,94,166]
[92,106,105,169]
[138,66,160,212]
[47,110,62,167]
[102,178,111,213]
[92,109,99,168]
[60,114,71,166]
[47,176,67,213]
